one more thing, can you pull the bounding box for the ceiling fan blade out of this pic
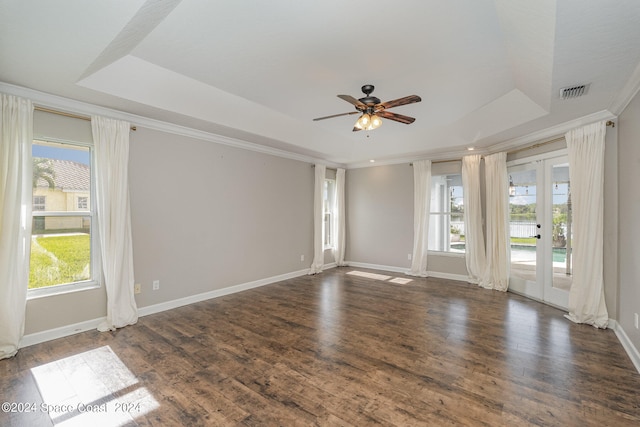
[378,95,421,110]
[377,110,416,124]
[337,94,367,109]
[313,111,360,121]
[352,126,362,132]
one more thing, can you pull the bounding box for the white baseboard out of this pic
[137,268,310,317]
[345,261,469,283]
[19,317,106,348]
[20,268,311,348]
[610,319,640,374]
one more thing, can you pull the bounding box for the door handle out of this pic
[532,224,541,239]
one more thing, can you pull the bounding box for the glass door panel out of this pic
[508,164,541,300]
[508,155,570,309]
[544,159,571,307]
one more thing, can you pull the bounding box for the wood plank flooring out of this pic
[1,267,639,426]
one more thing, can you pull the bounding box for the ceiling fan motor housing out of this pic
[359,84,380,106]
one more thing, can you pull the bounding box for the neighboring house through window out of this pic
[30,140,97,295]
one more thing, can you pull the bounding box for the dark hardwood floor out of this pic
[1,267,639,426]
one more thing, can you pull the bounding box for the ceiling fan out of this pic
[313,84,421,131]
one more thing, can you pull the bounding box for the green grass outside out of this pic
[510,237,537,245]
[29,234,90,289]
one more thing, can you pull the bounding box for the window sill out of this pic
[427,250,465,258]
[27,280,101,300]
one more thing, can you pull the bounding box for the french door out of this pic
[507,153,571,309]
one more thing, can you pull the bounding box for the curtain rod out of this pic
[502,119,614,156]
[409,159,461,166]
[311,165,338,171]
[34,106,137,131]
[410,120,616,165]
[506,136,565,156]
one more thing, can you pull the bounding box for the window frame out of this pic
[428,173,465,255]
[28,139,101,299]
[323,178,336,250]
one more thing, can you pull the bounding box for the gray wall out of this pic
[345,164,414,268]
[129,127,314,306]
[618,91,640,350]
[345,162,468,276]
[25,113,314,334]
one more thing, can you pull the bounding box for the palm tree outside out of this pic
[33,157,55,188]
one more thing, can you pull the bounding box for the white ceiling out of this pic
[1,0,639,166]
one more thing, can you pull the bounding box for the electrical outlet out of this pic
[134,283,141,294]
[300,254,305,262]
[635,313,639,329]
[152,280,160,291]
[408,253,412,261]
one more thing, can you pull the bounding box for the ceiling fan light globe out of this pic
[356,113,371,129]
[370,115,382,129]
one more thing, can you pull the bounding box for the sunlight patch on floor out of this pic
[347,270,413,285]
[347,271,392,281]
[389,277,413,285]
[30,346,159,426]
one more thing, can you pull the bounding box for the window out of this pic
[33,195,46,211]
[429,174,464,253]
[323,179,336,249]
[77,196,88,210]
[29,140,97,295]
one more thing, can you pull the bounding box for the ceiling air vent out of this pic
[559,84,590,99]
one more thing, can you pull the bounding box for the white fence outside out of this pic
[450,220,537,238]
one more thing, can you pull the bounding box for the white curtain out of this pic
[565,121,609,328]
[309,164,326,274]
[0,94,33,359]
[92,116,138,331]
[462,154,486,284]
[408,160,432,277]
[333,168,347,266]
[482,152,510,291]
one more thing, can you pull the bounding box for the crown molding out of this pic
[2,81,623,171]
[135,116,344,169]
[346,156,416,170]
[485,110,616,154]
[0,82,342,168]
[347,110,616,170]
[1,82,139,123]
[609,61,640,115]
[346,147,489,170]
